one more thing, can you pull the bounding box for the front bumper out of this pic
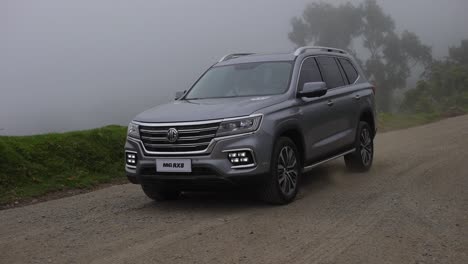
[125,130,273,187]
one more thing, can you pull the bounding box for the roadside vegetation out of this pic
[383,40,468,131]
[377,112,441,132]
[400,40,468,115]
[0,126,126,204]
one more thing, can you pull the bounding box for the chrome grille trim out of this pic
[141,134,215,142]
[139,129,168,135]
[138,120,221,153]
[133,119,224,127]
[144,142,210,148]
[176,134,216,141]
[140,126,218,134]
[176,127,219,133]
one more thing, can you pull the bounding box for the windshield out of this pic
[184,61,293,99]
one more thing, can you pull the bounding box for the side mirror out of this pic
[297,82,327,98]
[175,90,186,100]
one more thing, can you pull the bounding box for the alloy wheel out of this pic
[277,146,299,196]
[360,128,372,166]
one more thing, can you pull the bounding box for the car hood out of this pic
[134,95,284,123]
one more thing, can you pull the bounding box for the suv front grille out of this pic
[139,122,220,153]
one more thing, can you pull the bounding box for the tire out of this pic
[345,121,374,172]
[141,183,180,201]
[260,137,301,205]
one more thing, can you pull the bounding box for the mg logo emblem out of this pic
[167,128,179,143]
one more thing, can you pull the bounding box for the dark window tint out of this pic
[339,58,359,84]
[298,57,322,90]
[316,57,345,88]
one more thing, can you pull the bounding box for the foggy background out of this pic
[2,0,468,135]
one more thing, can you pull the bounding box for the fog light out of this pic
[226,150,255,167]
[125,152,137,166]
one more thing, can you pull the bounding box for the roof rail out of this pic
[218,53,255,62]
[294,46,347,56]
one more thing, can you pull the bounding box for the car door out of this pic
[295,57,338,163]
[314,56,356,155]
[337,58,363,142]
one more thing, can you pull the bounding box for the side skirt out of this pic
[302,148,356,173]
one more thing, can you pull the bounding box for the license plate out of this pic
[156,159,192,173]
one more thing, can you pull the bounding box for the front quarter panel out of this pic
[254,99,306,158]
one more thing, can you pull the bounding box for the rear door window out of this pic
[316,57,345,89]
[338,58,359,84]
[298,57,322,90]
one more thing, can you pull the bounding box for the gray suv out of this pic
[125,46,376,204]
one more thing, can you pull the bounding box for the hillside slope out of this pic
[0,126,126,203]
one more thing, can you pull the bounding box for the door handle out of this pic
[327,100,334,106]
[354,94,361,100]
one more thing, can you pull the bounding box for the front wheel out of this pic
[260,137,301,205]
[345,121,374,172]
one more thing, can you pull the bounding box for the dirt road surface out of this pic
[1,115,468,264]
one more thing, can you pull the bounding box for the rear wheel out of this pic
[260,137,301,205]
[345,121,374,172]
[141,183,180,201]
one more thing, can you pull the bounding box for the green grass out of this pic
[377,112,442,132]
[0,125,127,204]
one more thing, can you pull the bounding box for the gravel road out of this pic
[1,115,468,264]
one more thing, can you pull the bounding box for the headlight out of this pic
[127,122,140,139]
[216,115,262,137]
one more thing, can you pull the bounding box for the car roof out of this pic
[215,53,296,66]
[214,49,353,67]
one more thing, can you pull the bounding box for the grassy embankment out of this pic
[0,125,126,204]
[0,112,462,205]
[376,112,441,132]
